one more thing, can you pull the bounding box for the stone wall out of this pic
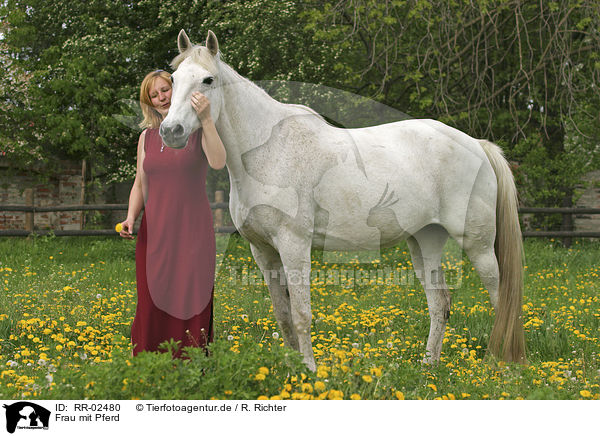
[574,169,600,232]
[0,161,83,230]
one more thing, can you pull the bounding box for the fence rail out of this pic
[1,204,599,240]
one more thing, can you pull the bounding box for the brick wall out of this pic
[575,169,600,232]
[0,161,83,230]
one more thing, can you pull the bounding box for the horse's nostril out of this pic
[173,124,184,137]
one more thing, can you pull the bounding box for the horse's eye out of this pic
[203,77,214,85]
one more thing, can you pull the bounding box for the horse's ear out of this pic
[206,30,219,56]
[178,29,192,53]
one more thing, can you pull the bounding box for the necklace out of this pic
[160,141,165,152]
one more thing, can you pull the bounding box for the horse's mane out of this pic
[171,45,330,126]
[171,45,218,73]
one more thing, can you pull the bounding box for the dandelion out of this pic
[370,367,382,377]
[316,366,329,378]
[314,381,326,392]
[227,335,234,341]
[254,373,266,381]
[258,367,269,376]
[272,332,279,340]
[395,391,405,400]
[580,390,592,398]
[427,384,437,392]
[302,383,313,393]
[362,375,373,383]
[350,394,361,400]
[327,390,344,400]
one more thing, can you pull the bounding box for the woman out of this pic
[119,69,226,357]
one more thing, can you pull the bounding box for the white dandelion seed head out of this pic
[272,332,279,340]
[8,360,18,367]
[45,374,53,383]
[227,335,234,341]
[96,294,102,299]
[38,359,46,366]
[352,343,359,349]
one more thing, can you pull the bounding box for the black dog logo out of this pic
[3,402,50,434]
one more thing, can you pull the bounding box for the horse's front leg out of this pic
[277,235,316,371]
[249,243,299,350]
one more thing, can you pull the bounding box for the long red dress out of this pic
[131,128,215,357]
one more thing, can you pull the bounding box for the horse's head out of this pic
[160,30,222,148]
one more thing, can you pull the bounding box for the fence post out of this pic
[24,188,34,232]
[80,159,86,230]
[215,190,224,228]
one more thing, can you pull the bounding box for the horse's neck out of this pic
[215,64,290,181]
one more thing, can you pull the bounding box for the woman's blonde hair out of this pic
[139,70,172,129]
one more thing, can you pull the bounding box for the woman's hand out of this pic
[191,91,211,121]
[119,217,136,240]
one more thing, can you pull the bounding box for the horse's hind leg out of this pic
[408,226,451,364]
[250,243,299,350]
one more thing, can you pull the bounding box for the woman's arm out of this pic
[191,92,227,170]
[119,130,147,239]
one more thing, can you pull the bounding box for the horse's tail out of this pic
[479,140,527,364]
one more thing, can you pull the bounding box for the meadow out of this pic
[0,234,598,400]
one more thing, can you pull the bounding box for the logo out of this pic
[2,402,50,434]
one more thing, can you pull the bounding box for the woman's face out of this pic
[149,76,172,117]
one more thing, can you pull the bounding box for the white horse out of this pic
[160,30,526,370]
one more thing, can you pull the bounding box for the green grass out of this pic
[0,235,598,400]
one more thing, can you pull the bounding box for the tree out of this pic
[307,0,600,227]
[1,0,338,197]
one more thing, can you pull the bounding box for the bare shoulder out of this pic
[138,129,148,147]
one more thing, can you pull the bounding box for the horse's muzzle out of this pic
[159,123,187,149]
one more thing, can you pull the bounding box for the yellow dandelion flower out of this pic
[254,373,266,381]
[327,390,344,400]
[395,391,405,400]
[350,394,361,400]
[314,381,326,392]
[580,390,592,398]
[316,366,329,378]
[302,383,313,393]
[362,375,373,383]
[258,367,269,376]
[257,395,268,400]
[427,384,437,392]
[370,367,382,377]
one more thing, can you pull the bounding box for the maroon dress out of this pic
[131,128,215,357]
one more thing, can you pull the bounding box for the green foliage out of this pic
[42,338,307,400]
[2,0,599,223]
[305,0,600,223]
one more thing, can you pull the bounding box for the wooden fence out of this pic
[1,201,599,242]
